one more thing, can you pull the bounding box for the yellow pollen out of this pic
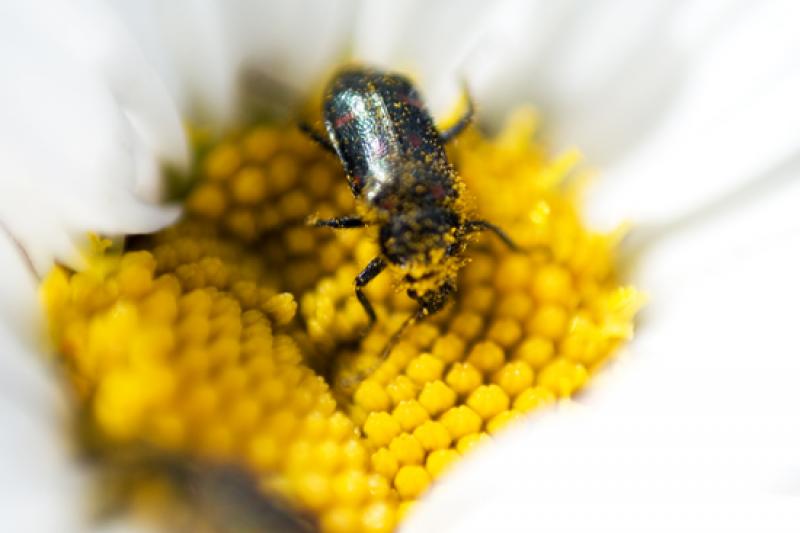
[41,107,642,531]
[417,380,456,416]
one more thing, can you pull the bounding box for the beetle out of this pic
[301,67,518,342]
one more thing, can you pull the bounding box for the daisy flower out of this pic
[2,0,799,532]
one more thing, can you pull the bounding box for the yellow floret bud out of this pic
[496,292,534,321]
[426,448,460,478]
[466,384,510,420]
[409,323,440,349]
[439,406,482,439]
[449,312,483,341]
[487,409,523,435]
[117,252,155,298]
[386,375,418,406]
[466,341,505,373]
[199,424,234,458]
[371,447,399,479]
[413,420,452,451]
[537,358,588,397]
[294,472,332,511]
[95,368,173,440]
[362,501,396,533]
[268,153,299,192]
[514,386,556,412]
[340,438,368,469]
[514,337,555,368]
[328,411,356,440]
[300,410,329,439]
[392,400,430,431]
[397,501,416,520]
[494,255,531,291]
[492,360,535,397]
[417,380,456,416]
[149,412,184,450]
[231,166,268,204]
[363,412,401,447]
[456,432,490,455]
[229,397,261,432]
[140,288,179,323]
[311,439,342,473]
[461,285,494,313]
[203,142,240,181]
[366,473,391,500]
[263,292,297,326]
[187,183,227,219]
[532,264,574,305]
[285,439,315,473]
[321,507,360,533]
[527,304,569,340]
[247,432,281,470]
[487,318,522,348]
[354,379,391,412]
[332,469,368,506]
[445,362,482,396]
[222,211,256,242]
[388,433,425,466]
[394,465,431,500]
[242,126,278,161]
[431,333,465,364]
[405,354,445,384]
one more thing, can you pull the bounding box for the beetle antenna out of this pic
[298,122,336,153]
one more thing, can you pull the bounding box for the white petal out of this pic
[0,232,88,533]
[11,0,188,183]
[405,232,800,530]
[111,0,357,126]
[108,0,237,126]
[0,396,89,533]
[588,1,800,228]
[219,0,357,105]
[0,0,185,272]
[404,128,800,533]
[3,2,798,532]
[352,0,496,116]
[460,0,800,229]
[463,0,680,159]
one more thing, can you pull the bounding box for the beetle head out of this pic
[379,207,464,266]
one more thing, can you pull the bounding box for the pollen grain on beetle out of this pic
[41,108,642,532]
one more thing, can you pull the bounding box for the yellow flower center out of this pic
[41,108,642,532]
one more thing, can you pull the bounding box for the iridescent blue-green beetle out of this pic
[302,67,517,339]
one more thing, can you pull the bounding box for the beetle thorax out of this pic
[378,205,467,295]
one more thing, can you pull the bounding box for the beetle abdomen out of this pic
[323,68,454,205]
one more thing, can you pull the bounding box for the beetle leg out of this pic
[463,220,520,251]
[299,122,336,153]
[311,215,366,229]
[380,307,425,360]
[355,257,386,332]
[439,91,474,143]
